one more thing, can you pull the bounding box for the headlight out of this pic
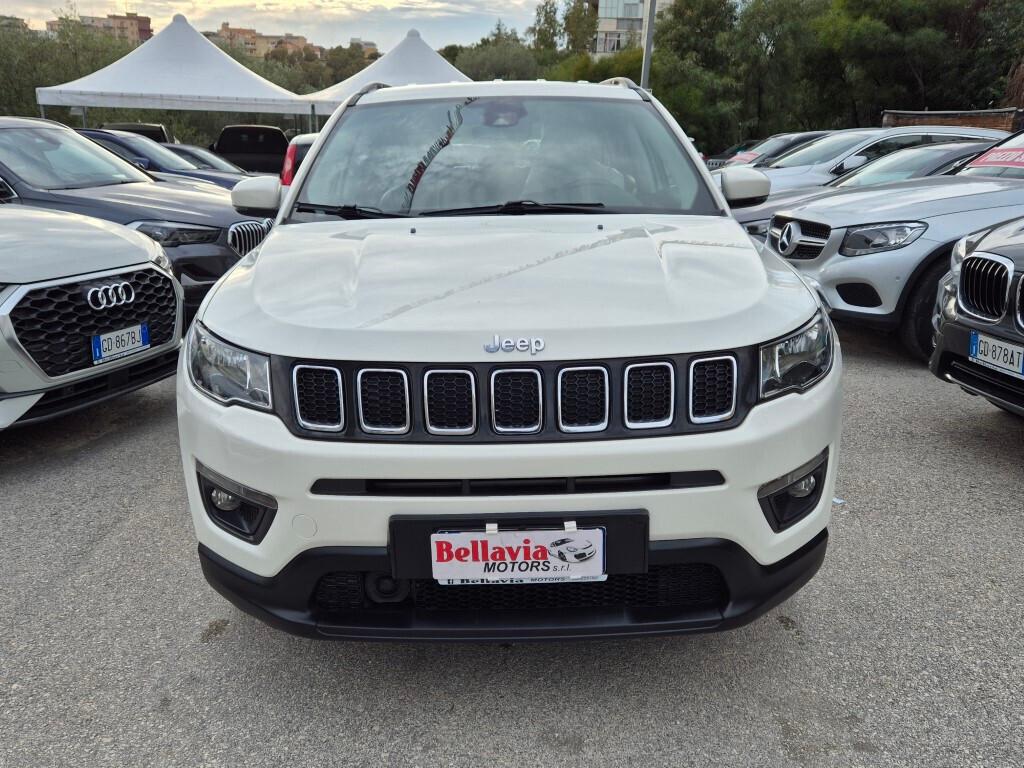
[839,222,926,256]
[950,229,989,274]
[745,219,770,239]
[186,322,272,410]
[150,246,173,274]
[129,220,220,247]
[760,310,833,399]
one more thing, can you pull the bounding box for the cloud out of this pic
[8,0,535,48]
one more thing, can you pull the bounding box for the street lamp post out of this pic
[640,0,657,90]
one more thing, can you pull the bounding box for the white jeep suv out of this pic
[177,80,842,641]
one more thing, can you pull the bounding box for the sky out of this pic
[8,0,537,50]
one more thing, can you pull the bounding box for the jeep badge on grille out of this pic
[485,334,545,355]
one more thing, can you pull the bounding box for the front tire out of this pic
[899,259,949,363]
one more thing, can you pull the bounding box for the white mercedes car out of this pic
[0,207,182,428]
[177,79,842,641]
[766,131,1024,360]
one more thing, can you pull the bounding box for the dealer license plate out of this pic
[431,528,606,585]
[91,323,150,365]
[969,330,1024,380]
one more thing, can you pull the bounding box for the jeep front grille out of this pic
[958,253,1012,322]
[424,370,476,435]
[283,352,750,443]
[7,267,177,378]
[558,367,608,432]
[357,369,410,434]
[293,365,344,431]
[624,362,674,428]
[689,357,737,423]
[227,219,272,257]
[491,369,543,433]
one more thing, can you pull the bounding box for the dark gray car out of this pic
[0,117,271,324]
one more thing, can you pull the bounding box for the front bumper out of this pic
[931,320,1024,415]
[165,242,240,327]
[178,343,842,639]
[198,529,828,641]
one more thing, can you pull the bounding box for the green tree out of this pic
[456,40,540,80]
[527,0,562,52]
[562,0,598,54]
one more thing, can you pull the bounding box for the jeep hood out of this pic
[780,176,1024,226]
[202,215,819,362]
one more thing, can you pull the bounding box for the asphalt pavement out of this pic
[1,325,1022,767]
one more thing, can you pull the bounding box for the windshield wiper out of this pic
[419,200,607,217]
[295,203,407,219]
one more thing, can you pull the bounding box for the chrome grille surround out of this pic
[623,362,675,429]
[490,369,543,434]
[688,355,737,424]
[557,366,610,433]
[423,369,477,435]
[958,252,1013,323]
[356,368,410,434]
[227,219,273,257]
[293,365,344,432]
[768,216,831,261]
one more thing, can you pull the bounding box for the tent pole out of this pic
[309,104,316,133]
[81,107,88,128]
[39,105,46,119]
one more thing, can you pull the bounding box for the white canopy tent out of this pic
[36,14,309,115]
[307,29,470,114]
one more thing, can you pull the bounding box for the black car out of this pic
[0,118,271,324]
[210,125,289,173]
[931,217,1024,415]
[100,122,174,143]
[163,144,248,175]
[79,129,247,189]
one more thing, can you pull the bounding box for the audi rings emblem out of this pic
[86,282,135,310]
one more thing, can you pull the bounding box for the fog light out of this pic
[788,475,816,499]
[210,488,241,512]
[758,449,829,532]
[196,461,278,544]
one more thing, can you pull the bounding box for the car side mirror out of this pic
[232,175,282,217]
[719,166,770,208]
[133,157,151,170]
[836,154,868,174]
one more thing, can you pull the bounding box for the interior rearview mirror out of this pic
[718,166,770,208]
[232,175,282,217]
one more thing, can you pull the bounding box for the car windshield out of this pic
[769,132,875,168]
[746,134,796,157]
[831,145,947,188]
[296,95,720,217]
[176,146,244,173]
[0,127,150,190]
[957,134,1024,179]
[118,134,199,171]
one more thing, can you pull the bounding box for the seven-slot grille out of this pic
[769,217,831,260]
[558,367,608,432]
[293,366,344,431]
[958,254,1012,321]
[689,357,737,422]
[491,369,543,433]
[227,219,272,257]
[424,370,476,434]
[288,356,742,440]
[8,268,177,378]
[624,363,674,428]
[357,369,410,433]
